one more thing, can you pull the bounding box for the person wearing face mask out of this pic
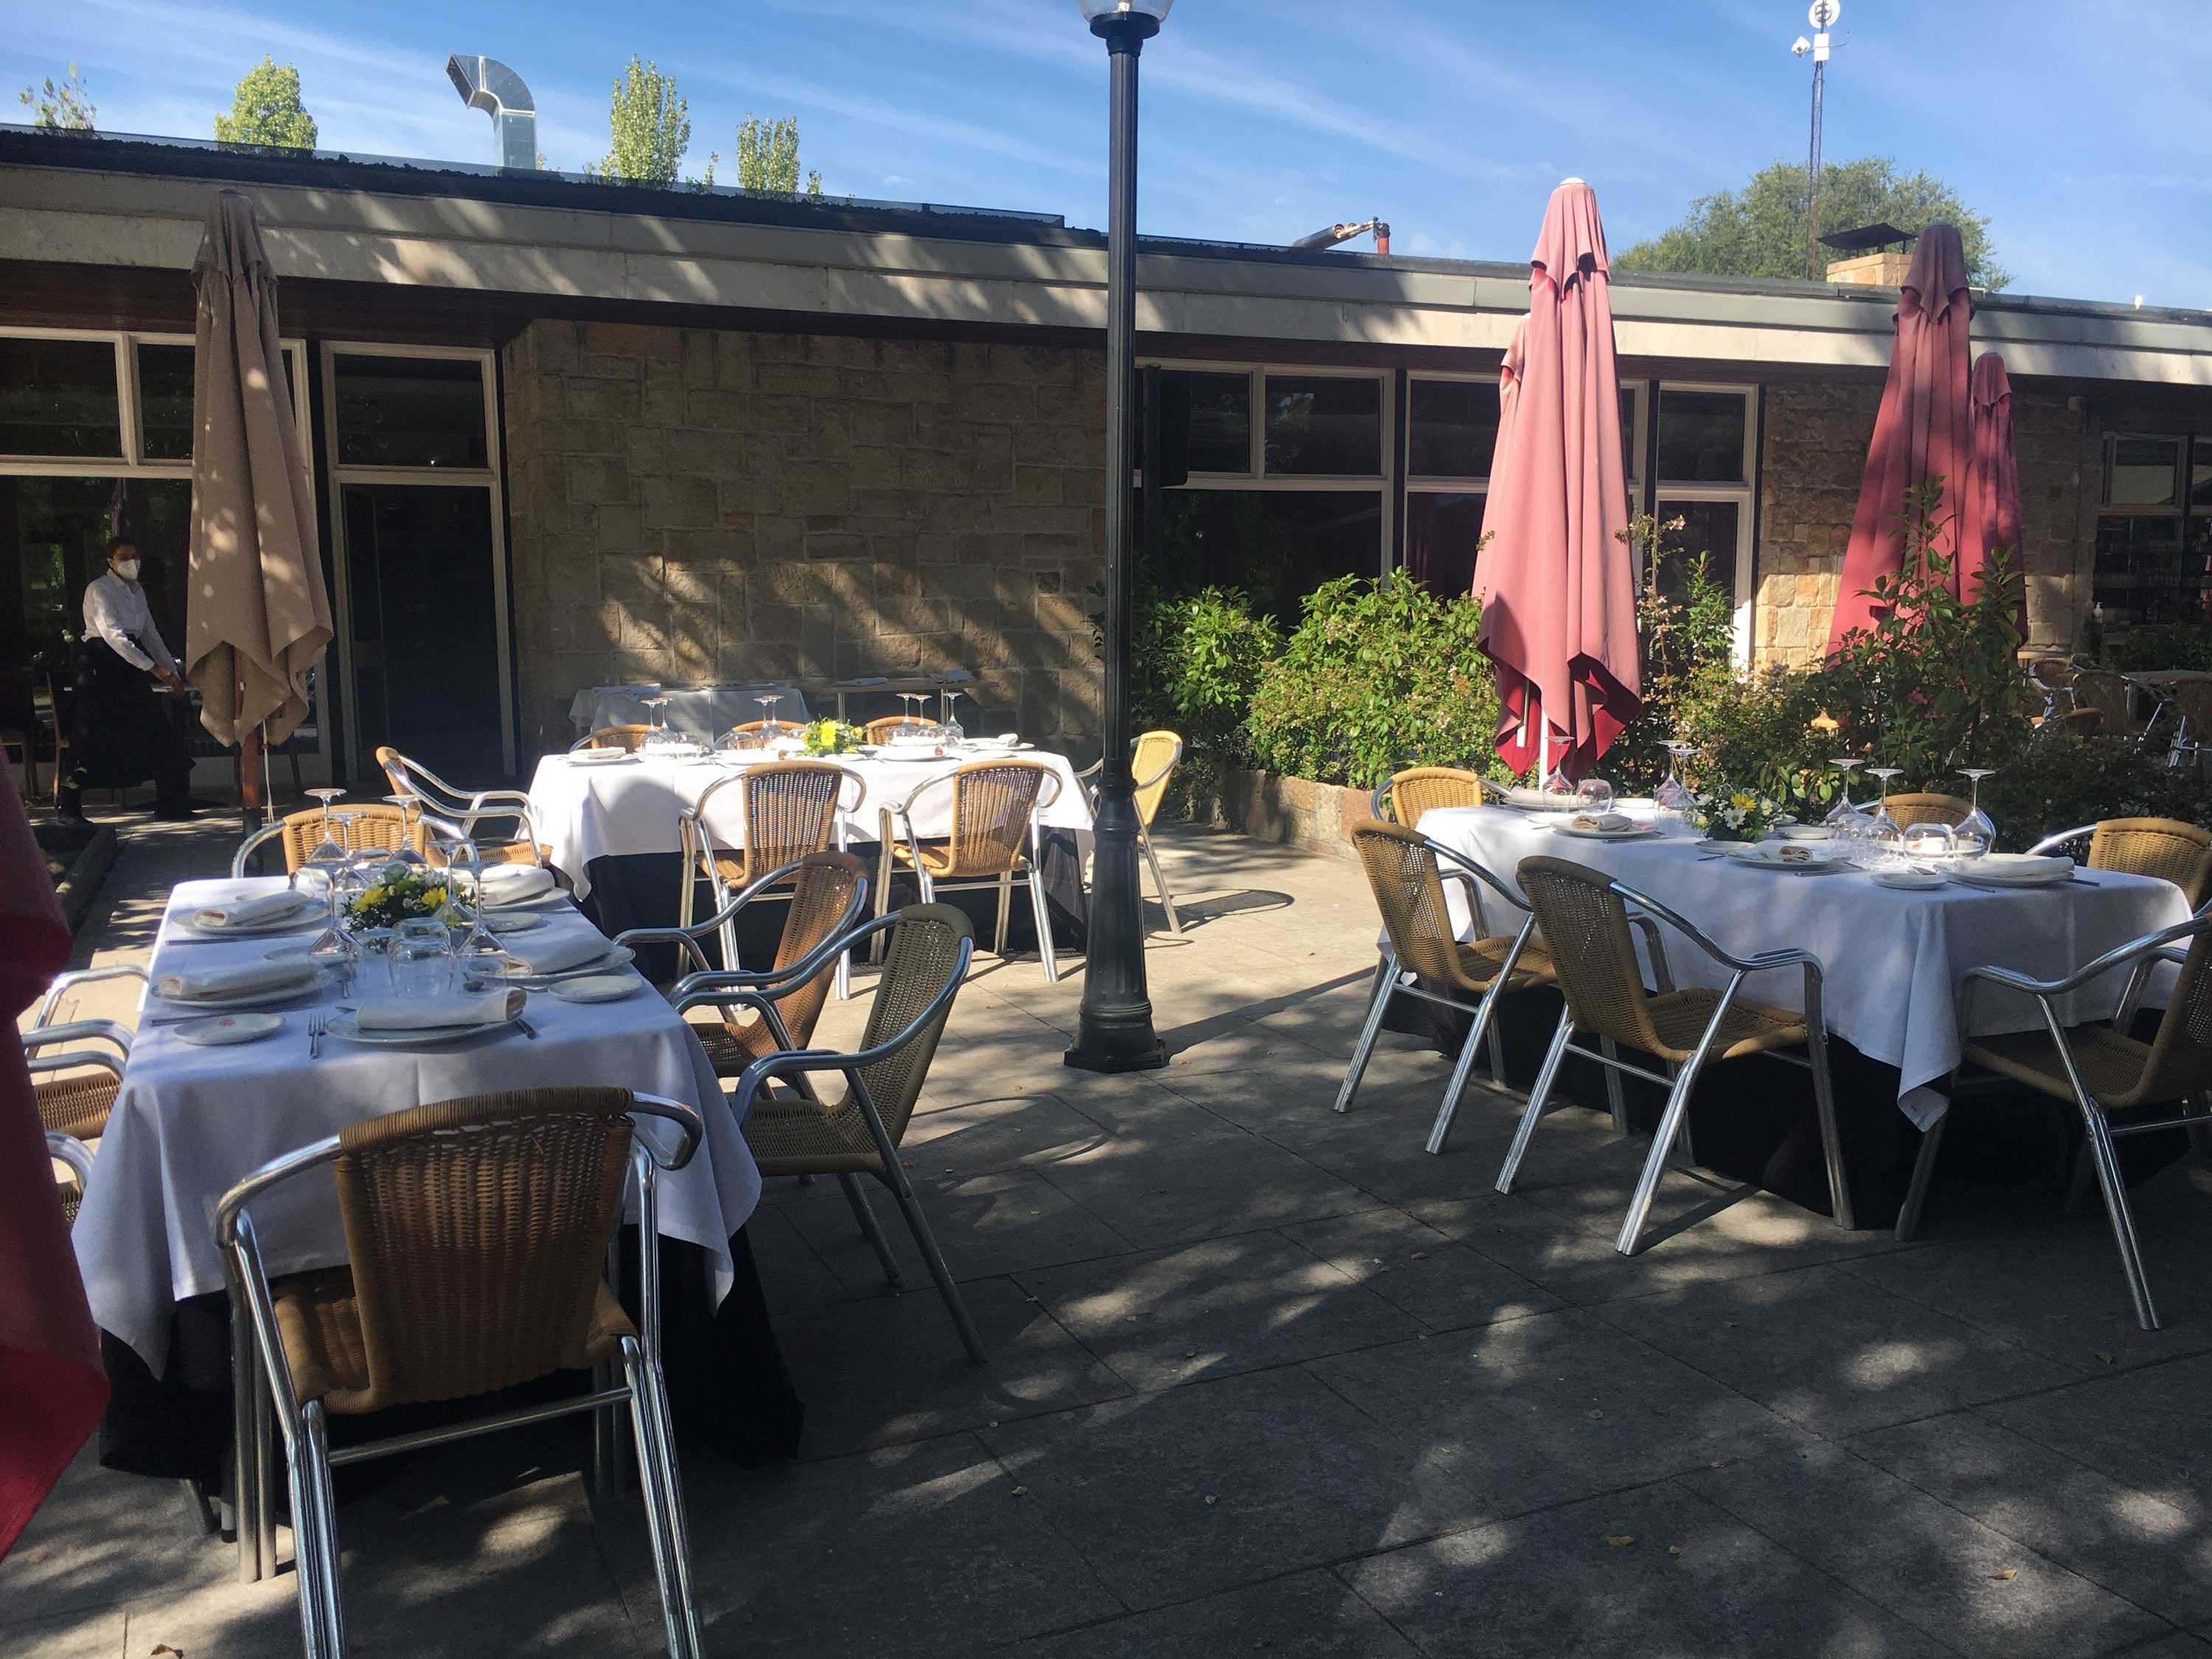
[60,537,195,823]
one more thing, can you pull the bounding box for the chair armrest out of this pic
[622,1093,704,1171]
[1958,915,2211,1000]
[1132,744,1181,793]
[33,964,148,1028]
[24,1018,133,1057]
[1076,759,1103,782]
[230,820,288,879]
[673,986,802,1055]
[618,928,719,978]
[27,1049,125,1082]
[45,1132,94,1188]
[1608,877,1821,978]
[2028,824,2096,856]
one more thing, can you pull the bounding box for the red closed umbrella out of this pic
[1960,351,2027,639]
[1825,223,1974,653]
[1473,179,1640,780]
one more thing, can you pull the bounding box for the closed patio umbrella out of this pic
[1473,178,1639,780]
[1823,223,1973,653]
[1961,350,2027,639]
[183,189,331,817]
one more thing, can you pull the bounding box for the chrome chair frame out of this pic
[216,1093,706,1658]
[880,764,1062,983]
[46,1129,94,1192]
[378,750,544,866]
[1495,873,1854,1255]
[1938,915,2212,1330]
[32,963,147,1029]
[730,914,984,1360]
[1076,736,1186,936]
[677,765,865,981]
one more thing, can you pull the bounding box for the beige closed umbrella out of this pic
[184,189,332,821]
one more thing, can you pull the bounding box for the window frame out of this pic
[2093,429,2205,630]
[1652,380,1757,665]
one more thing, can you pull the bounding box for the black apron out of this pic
[70,636,187,792]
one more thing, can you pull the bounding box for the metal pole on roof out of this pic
[1795,2,1838,279]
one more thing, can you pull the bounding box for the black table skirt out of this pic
[1380,969,2188,1228]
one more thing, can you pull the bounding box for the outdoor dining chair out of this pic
[1077,729,1186,935]
[725,718,806,740]
[1339,821,1555,1155]
[1937,914,2212,1329]
[2028,818,2212,910]
[877,759,1061,981]
[1884,793,1972,829]
[46,1130,92,1225]
[375,747,549,867]
[2163,680,2212,769]
[232,802,422,877]
[568,723,654,753]
[23,965,142,1141]
[2025,656,2076,721]
[1497,855,1854,1256]
[863,715,919,742]
[678,760,862,970]
[218,1087,707,1659]
[731,905,985,1360]
[1368,765,1494,828]
[2070,669,2133,737]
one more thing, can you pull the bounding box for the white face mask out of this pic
[114,559,142,582]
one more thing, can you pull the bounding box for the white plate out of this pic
[1775,824,1836,841]
[1548,822,1661,841]
[168,896,322,939]
[547,974,642,1004]
[482,889,571,914]
[484,911,548,933]
[1874,869,1947,891]
[173,1012,284,1046]
[154,968,334,1011]
[325,1007,523,1046]
[1726,844,1847,873]
[491,944,636,983]
[1955,854,2074,887]
[568,751,637,766]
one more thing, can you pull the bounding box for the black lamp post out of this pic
[1066,0,1171,1075]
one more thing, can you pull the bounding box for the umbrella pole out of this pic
[236,667,265,828]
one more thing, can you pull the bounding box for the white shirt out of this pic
[83,571,178,676]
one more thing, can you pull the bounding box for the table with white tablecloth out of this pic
[74,878,762,1380]
[1417,805,2192,1130]
[568,683,810,742]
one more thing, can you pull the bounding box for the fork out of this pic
[308,1012,324,1059]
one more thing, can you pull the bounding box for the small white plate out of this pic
[156,969,333,1011]
[483,889,571,914]
[568,751,638,766]
[1549,822,1660,841]
[1726,844,1846,874]
[173,1012,283,1046]
[168,897,322,939]
[484,911,548,933]
[325,1008,522,1046]
[1694,838,1748,853]
[548,974,641,1004]
[1874,869,1947,891]
[492,945,637,984]
[1776,824,1836,842]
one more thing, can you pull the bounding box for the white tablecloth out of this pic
[568,684,810,742]
[528,748,1093,897]
[74,878,761,1375]
[1416,805,2194,1129]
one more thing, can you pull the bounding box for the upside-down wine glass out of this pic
[1823,758,1865,827]
[757,692,785,742]
[940,688,967,748]
[448,839,509,967]
[380,795,429,867]
[1956,769,1997,858]
[305,786,347,863]
[1655,740,1695,824]
[1864,768,1906,866]
[895,693,927,741]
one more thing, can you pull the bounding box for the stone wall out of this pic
[1753,380,2095,667]
[501,320,1107,755]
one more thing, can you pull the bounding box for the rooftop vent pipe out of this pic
[1290,218,1391,255]
[445,55,537,172]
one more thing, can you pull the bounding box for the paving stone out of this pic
[1016,1231,1423,1390]
[0,1607,127,1659]
[781,1165,1133,1290]
[1590,1263,2080,1435]
[1851,1411,2212,1628]
[1341,1481,1950,1658]
[1279,1207,1562,1332]
[0,1444,237,1618]
[1000,1568,1422,1658]
[901,1090,1124,1174]
[980,1366,1471,1609]
[1686,1442,2172,1658]
[1032,1125,1384,1251]
[743,1200,854,1315]
[1305,1310,1806,1517]
[772,1275,1129,1457]
[1979,1356,2212,1514]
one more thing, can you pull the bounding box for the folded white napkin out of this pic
[1972,854,2073,882]
[1506,785,1569,810]
[156,958,322,1003]
[501,931,612,976]
[189,889,314,931]
[358,987,525,1031]
[478,866,554,905]
[1570,811,1636,832]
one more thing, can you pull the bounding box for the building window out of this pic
[0,337,123,459]
[2095,434,2209,630]
[333,352,490,470]
[1650,382,1756,661]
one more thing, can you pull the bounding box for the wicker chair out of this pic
[1937,915,2212,1329]
[24,966,141,1142]
[2048,706,2105,737]
[1368,766,1494,828]
[232,802,425,877]
[2164,680,2212,768]
[568,724,655,754]
[218,1088,706,1658]
[726,718,805,738]
[2070,669,2133,736]
[46,1132,93,1227]
[877,759,1061,981]
[678,761,860,970]
[1497,855,1854,1255]
[1076,730,1186,935]
[2029,818,2212,910]
[375,746,549,868]
[731,905,984,1360]
[1884,793,1972,830]
[2025,656,2076,720]
[1340,821,1556,1154]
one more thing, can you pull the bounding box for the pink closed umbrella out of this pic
[1960,351,2026,639]
[1473,179,1639,779]
[1824,223,1974,653]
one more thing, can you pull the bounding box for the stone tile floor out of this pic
[9,812,2212,1657]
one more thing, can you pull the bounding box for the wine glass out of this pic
[1823,759,1865,827]
[380,794,429,867]
[305,786,346,863]
[1863,768,1906,866]
[641,696,684,757]
[757,693,787,748]
[895,693,928,742]
[330,809,365,855]
[1655,741,1695,824]
[1957,769,1997,858]
[940,688,967,748]
[445,839,508,967]
[1574,776,1615,818]
[390,917,455,999]
[1902,821,1958,869]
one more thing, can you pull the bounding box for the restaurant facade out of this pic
[3,129,2210,789]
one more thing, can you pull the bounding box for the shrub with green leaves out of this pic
[1610,511,1739,793]
[2104,622,2212,674]
[1130,585,1280,815]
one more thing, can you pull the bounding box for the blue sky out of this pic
[9,0,2209,306]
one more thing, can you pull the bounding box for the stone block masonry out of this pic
[504,322,1107,754]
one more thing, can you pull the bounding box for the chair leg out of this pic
[231,1306,265,1582]
[994,869,1013,958]
[1026,866,1058,984]
[2081,1105,2161,1330]
[295,1400,347,1659]
[1427,983,1505,1155]
[181,1477,220,1536]
[871,830,895,965]
[622,1340,703,1659]
[839,1172,905,1287]
[1617,1054,1708,1257]
[1598,1037,1629,1134]
[1140,821,1183,936]
[1332,964,1396,1116]
[1895,1112,1947,1242]
[1484,1013,1506,1087]
[875,1163,988,1363]
[1497,1011,1575,1194]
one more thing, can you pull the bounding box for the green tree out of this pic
[213,58,318,149]
[594,58,689,187]
[18,63,96,131]
[726,114,821,197]
[1615,156,2008,289]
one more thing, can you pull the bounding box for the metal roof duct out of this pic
[445,55,536,172]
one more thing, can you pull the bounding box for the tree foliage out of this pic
[18,63,95,131]
[595,58,690,187]
[1615,156,2008,289]
[733,114,821,196]
[213,58,318,150]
